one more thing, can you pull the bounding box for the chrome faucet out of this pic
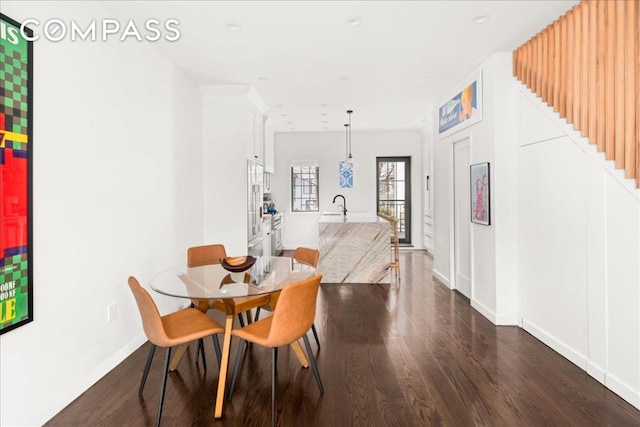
[332,194,347,216]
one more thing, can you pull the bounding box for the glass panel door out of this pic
[377,157,411,244]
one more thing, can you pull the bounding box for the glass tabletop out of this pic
[149,256,315,300]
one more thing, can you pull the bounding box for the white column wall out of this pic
[0,2,204,425]
[432,53,519,324]
[201,95,250,256]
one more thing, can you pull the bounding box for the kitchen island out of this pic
[318,212,391,283]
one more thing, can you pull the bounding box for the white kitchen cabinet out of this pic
[247,106,264,164]
[264,171,273,193]
[262,216,272,272]
[422,134,434,252]
[264,116,275,173]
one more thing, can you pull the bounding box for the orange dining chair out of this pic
[188,244,269,327]
[128,276,225,427]
[228,274,324,427]
[254,247,321,348]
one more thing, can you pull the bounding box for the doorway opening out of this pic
[376,157,411,245]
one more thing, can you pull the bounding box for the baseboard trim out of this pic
[432,269,451,288]
[46,334,147,424]
[587,361,606,385]
[606,372,640,409]
[471,299,496,324]
[522,319,587,370]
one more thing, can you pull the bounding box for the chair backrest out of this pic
[188,244,227,267]
[377,213,400,243]
[265,274,322,347]
[128,276,171,347]
[292,247,320,268]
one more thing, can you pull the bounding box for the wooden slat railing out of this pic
[513,0,639,188]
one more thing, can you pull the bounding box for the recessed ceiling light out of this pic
[421,76,433,83]
[321,112,328,116]
[319,103,328,108]
[226,22,242,31]
[473,14,489,24]
[286,121,293,124]
[339,76,350,81]
[323,127,328,130]
[281,114,288,117]
[346,16,362,27]
[322,120,328,124]
[275,104,284,108]
[257,76,269,82]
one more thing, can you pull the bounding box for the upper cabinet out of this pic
[264,116,275,173]
[247,105,264,164]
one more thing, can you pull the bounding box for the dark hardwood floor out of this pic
[46,251,640,426]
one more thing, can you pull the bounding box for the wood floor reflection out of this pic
[46,251,640,426]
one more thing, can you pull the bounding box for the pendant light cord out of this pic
[347,110,353,161]
[344,123,349,161]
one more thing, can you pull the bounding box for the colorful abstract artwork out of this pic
[339,160,353,188]
[1,14,33,334]
[438,69,483,137]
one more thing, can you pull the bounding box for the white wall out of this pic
[0,2,204,425]
[433,49,640,409]
[432,53,519,325]
[518,87,640,408]
[200,87,263,256]
[272,130,422,249]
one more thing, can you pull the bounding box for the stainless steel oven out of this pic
[271,214,283,255]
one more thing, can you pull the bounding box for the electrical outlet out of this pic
[108,303,118,322]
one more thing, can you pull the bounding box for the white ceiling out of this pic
[104,0,577,133]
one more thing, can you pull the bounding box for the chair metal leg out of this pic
[254,307,261,322]
[198,338,207,371]
[212,335,222,369]
[157,347,172,427]
[196,338,207,367]
[302,334,324,394]
[311,323,320,348]
[139,344,156,395]
[237,313,245,327]
[271,347,277,427]
[228,339,247,399]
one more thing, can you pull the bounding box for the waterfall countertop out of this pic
[319,212,389,224]
[318,212,391,283]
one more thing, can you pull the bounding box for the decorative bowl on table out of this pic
[220,255,256,273]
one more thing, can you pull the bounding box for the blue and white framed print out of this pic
[339,161,353,188]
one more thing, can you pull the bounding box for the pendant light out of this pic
[346,109,354,163]
[344,123,350,162]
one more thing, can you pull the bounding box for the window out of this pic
[291,164,319,212]
[377,157,411,244]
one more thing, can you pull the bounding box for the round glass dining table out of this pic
[149,256,314,300]
[148,256,316,419]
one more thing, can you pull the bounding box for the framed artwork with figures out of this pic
[470,162,490,226]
